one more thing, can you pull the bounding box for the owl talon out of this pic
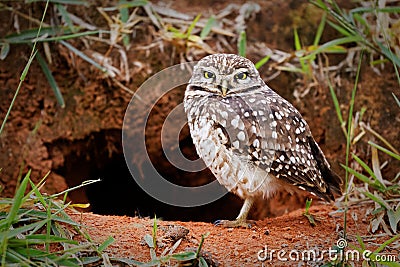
[214,219,255,228]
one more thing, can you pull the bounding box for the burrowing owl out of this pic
[183,54,342,228]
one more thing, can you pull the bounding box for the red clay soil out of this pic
[69,203,395,266]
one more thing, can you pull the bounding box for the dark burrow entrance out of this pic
[47,129,244,222]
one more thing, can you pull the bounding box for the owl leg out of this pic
[214,198,255,228]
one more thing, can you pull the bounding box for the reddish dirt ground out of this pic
[70,203,394,266]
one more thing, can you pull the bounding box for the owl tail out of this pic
[307,136,343,202]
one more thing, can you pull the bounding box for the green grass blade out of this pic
[5,248,33,267]
[59,40,108,73]
[309,0,327,11]
[118,0,149,8]
[5,27,73,44]
[326,20,352,37]
[238,30,246,57]
[304,36,363,60]
[0,220,48,241]
[393,93,400,108]
[350,6,400,14]
[56,3,77,33]
[8,235,78,247]
[51,179,100,198]
[21,171,49,204]
[20,50,38,81]
[352,153,377,181]
[196,232,209,258]
[186,14,201,38]
[387,209,400,233]
[200,16,215,39]
[341,164,375,187]
[255,55,271,69]
[119,2,129,22]
[20,210,81,226]
[98,236,115,252]
[13,246,51,258]
[35,50,65,108]
[312,44,347,53]
[5,27,101,44]
[5,28,51,44]
[294,28,308,73]
[355,234,366,251]
[4,171,31,228]
[293,28,302,51]
[80,256,103,265]
[377,6,400,12]
[0,43,10,60]
[329,4,357,36]
[374,234,400,254]
[376,41,400,68]
[0,0,48,137]
[170,251,196,261]
[352,13,369,34]
[305,198,312,212]
[140,258,162,266]
[368,141,400,161]
[362,191,390,210]
[327,77,345,126]
[313,13,326,46]
[342,49,364,239]
[143,234,154,248]
[152,215,157,250]
[40,30,103,42]
[118,0,130,47]
[27,178,51,252]
[363,125,400,155]
[199,256,208,267]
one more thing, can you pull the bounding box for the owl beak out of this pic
[220,80,229,97]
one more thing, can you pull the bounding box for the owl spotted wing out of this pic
[208,92,277,167]
[252,90,342,201]
[195,88,341,201]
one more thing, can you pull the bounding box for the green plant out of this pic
[160,13,217,54]
[342,141,400,235]
[349,234,400,267]
[310,0,400,84]
[309,1,400,265]
[303,198,320,226]
[0,1,105,109]
[139,216,210,266]
[0,171,123,266]
[238,30,246,57]
[321,2,400,235]
[247,10,352,83]
[324,51,400,267]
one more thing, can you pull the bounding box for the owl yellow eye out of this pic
[204,71,215,79]
[235,72,248,80]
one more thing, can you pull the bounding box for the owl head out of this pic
[188,54,265,97]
